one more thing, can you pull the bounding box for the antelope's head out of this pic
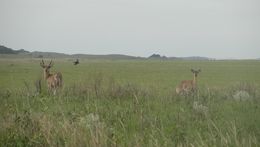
[40,60,54,73]
[191,69,201,77]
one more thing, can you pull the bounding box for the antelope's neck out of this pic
[193,75,197,85]
[44,71,51,79]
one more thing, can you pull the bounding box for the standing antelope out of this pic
[40,60,62,94]
[176,69,201,95]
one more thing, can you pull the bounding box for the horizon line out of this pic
[1,45,259,60]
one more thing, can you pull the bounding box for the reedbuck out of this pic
[176,69,201,95]
[40,60,62,94]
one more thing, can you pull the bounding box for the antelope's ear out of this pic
[191,69,195,72]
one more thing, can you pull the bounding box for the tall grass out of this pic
[0,59,259,146]
[0,73,259,146]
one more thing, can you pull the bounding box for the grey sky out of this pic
[0,0,260,59]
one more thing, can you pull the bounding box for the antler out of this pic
[48,60,54,67]
[40,59,45,67]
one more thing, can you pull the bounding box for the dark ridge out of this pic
[1,45,216,60]
[0,45,29,54]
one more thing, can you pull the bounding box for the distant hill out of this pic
[178,56,214,60]
[71,54,142,60]
[0,45,215,60]
[30,51,70,58]
[0,45,29,54]
[148,54,213,60]
[0,45,142,59]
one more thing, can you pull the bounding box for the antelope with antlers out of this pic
[176,69,201,95]
[40,60,62,94]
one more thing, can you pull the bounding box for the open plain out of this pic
[0,58,260,146]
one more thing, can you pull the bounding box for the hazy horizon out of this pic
[1,0,260,59]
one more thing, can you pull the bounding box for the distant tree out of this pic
[149,54,161,58]
[17,49,29,54]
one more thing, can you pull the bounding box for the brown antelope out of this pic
[40,60,62,94]
[176,69,201,95]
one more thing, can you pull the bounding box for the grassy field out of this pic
[0,58,260,146]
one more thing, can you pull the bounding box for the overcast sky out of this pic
[0,0,260,59]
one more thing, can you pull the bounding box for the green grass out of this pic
[0,58,260,146]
